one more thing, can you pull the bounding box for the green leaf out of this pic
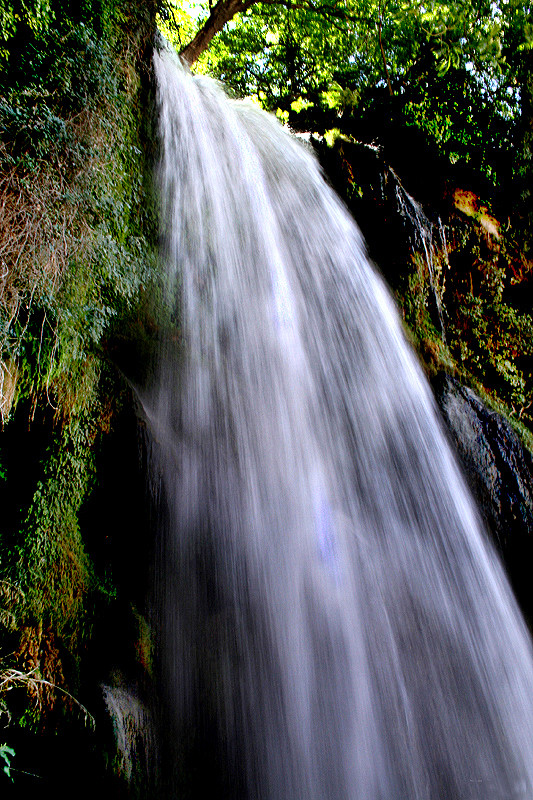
[0,744,15,781]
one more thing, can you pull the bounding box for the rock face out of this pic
[435,374,533,624]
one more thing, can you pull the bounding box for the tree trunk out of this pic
[180,0,258,66]
[516,49,533,254]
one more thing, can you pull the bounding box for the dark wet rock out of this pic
[435,374,533,623]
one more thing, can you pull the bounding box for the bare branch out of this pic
[0,667,95,728]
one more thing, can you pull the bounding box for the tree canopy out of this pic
[159,0,532,195]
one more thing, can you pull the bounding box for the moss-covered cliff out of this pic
[0,1,158,792]
[318,136,533,449]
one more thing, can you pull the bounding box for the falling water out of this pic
[145,44,533,799]
[102,684,155,784]
[392,170,448,342]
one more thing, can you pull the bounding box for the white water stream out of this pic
[144,45,533,799]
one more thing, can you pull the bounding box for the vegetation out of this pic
[0,0,532,790]
[0,0,158,783]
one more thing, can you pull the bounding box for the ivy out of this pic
[0,743,15,780]
[0,0,158,743]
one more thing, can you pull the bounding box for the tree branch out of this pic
[180,0,258,66]
[179,0,373,66]
[378,14,393,96]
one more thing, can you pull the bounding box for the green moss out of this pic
[0,0,158,733]
[18,415,96,633]
[0,0,157,418]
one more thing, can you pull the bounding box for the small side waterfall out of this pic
[144,44,533,799]
[392,170,448,342]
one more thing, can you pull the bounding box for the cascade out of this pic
[391,170,448,342]
[143,43,533,799]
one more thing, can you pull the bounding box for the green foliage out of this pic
[396,254,454,377]
[453,294,530,385]
[399,64,516,174]
[446,244,533,425]
[19,419,95,622]
[158,0,198,49]
[165,0,531,194]
[395,198,533,440]
[0,0,157,738]
[0,0,156,419]
[0,1,54,62]
[195,1,363,114]
[0,743,15,780]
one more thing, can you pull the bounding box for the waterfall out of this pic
[392,169,448,342]
[145,43,533,799]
